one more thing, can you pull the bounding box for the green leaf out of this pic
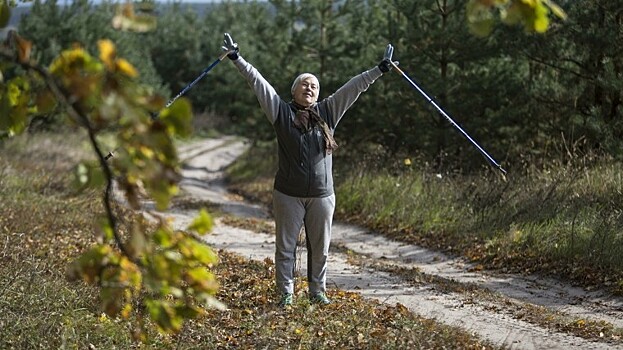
[162,285,184,298]
[174,305,201,319]
[152,253,171,277]
[187,266,218,292]
[164,250,183,262]
[153,227,174,248]
[187,266,212,283]
[161,98,192,138]
[187,240,219,266]
[100,219,115,241]
[187,208,213,235]
[145,299,184,334]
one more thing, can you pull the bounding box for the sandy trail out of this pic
[165,137,623,350]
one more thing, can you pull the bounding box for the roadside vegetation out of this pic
[226,140,623,296]
[0,132,497,349]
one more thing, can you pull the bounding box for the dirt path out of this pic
[166,137,623,350]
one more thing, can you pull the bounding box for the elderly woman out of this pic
[222,33,395,307]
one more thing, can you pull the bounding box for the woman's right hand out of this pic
[222,33,239,60]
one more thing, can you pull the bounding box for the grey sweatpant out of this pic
[272,190,335,295]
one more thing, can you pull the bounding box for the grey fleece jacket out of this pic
[233,56,383,198]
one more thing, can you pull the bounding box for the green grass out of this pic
[227,141,623,295]
[0,132,498,349]
[337,160,623,292]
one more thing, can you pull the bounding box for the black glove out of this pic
[378,44,397,73]
[222,33,239,60]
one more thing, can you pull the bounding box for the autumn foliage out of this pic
[1,2,219,338]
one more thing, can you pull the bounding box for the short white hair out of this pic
[291,73,320,96]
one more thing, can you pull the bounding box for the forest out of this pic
[14,0,621,172]
[2,0,623,348]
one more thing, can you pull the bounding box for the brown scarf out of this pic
[292,102,338,155]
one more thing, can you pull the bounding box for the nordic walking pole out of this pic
[104,50,230,160]
[162,50,230,112]
[389,60,507,175]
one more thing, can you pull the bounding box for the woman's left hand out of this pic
[378,44,398,73]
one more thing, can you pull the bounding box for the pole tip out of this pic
[498,167,508,182]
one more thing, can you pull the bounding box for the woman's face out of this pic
[292,77,319,107]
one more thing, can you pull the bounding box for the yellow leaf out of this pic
[534,15,549,32]
[121,303,133,319]
[531,1,550,32]
[139,145,155,159]
[98,39,116,70]
[49,47,91,75]
[99,313,109,323]
[116,58,138,78]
